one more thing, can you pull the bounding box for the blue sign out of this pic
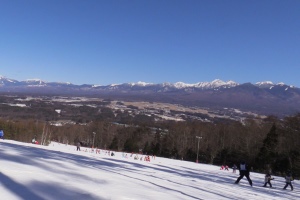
[0,130,3,137]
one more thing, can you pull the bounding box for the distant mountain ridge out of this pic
[0,76,296,89]
[0,76,300,117]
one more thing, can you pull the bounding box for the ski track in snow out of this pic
[0,140,299,200]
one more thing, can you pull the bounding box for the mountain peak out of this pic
[174,82,195,88]
[172,79,238,89]
[25,78,45,83]
[129,81,154,87]
[255,81,274,86]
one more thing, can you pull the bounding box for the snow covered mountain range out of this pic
[0,76,294,89]
[0,76,296,90]
[1,76,300,116]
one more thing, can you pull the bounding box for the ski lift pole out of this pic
[196,136,202,163]
[92,132,96,148]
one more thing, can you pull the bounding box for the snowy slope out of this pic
[0,140,299,200]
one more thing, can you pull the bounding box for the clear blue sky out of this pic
[0,0,299,86]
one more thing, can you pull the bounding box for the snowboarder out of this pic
[283,172,294,191]
[235,161,253,186]
[263,173,274,188]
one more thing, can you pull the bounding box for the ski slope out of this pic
[0,139,299,200]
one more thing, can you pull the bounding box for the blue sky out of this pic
[0,0,299,86]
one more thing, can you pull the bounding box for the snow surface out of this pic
[25,79,44,83]
[1,103,27,108]
[0,140,299,200]
[129,81,154,87]
[255,81,274,86]
[174,79,238,89]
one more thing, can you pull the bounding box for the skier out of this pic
[76,142,81,151]
[232,164,237,173]
[32,138,37,144]
[225,165,229,171]
[0,129,4,139]
[283,172,294,191]
[234,161,253,186]
[263,173,274,188]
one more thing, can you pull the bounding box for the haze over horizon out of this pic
[1,0,299,87]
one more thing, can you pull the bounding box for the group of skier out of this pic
[262,171,294,191]
[220,165,229,171]
[232,161,294,191]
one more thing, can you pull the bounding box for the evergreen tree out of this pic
[109,136,119,150]
[123,138,138,152]
[256,124,278,172]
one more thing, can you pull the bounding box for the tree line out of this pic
[1,113,299,178]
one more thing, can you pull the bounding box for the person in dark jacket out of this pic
[235,161,253,186]
[76,142,81,151]
[283,172,294,191]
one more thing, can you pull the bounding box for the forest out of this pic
[1,108,299,179]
